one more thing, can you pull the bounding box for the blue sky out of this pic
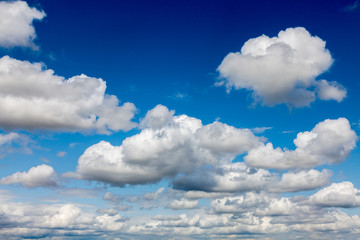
[0,0,360,239]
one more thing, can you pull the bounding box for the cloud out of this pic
[173,162,275,193]
[0,164,59,188]
[0,132,33,158]
[56,151,67,157]
[342,0,360,12]
[167,198,199,210]
[269,169,332,193]
[217,27,346,107]
[75,105,261,186]
[0,56,137,134]
[251,126,272,134]
[245,118,357,169]
[310,182,360,208]
[316,79,347,102]
[0,1,45,49]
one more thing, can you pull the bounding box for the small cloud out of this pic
[169,92,190,100]
[251,127,272,134]
[341,0,360,12]
[282,130,295,134]
[57,151,67,157]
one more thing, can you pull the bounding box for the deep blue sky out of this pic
[1,0,360,239]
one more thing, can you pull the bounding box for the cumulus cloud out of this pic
[0,1,45,49]
[0,164,59,188]
[167,198,199,210]
[75,105,261,186]
[217,27,346,107]
[269,169,332,193]
[310,182,360,208]
[173,162,275,192]
[316,79,347,102]
[0,56,137,134]
[245,118,357,169]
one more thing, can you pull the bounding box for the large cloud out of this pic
[74,105,261,186]
[0,164,59,188]
[245,118,357,169]
[0,1,45,49]
[217,27,346,107]
[0,56,137,134]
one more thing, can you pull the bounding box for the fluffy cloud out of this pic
[316,79,347,102]
[217,27,346,107]
[245,118,357,169]
[0,56,137,134]
[269,169,332,193]
[75,105,261,186]
[0,164,59,188]
[167,198,199,210]
[310,182,360,208]
[0,1,45,48]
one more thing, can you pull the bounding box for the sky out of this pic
[0,0,360,239]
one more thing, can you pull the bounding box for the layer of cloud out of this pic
[0,164,59,188]
[0,56,137,134]
[217,27,346,107]
[75,105,261,186]
[245,118,357,169]
[0,1,45,49]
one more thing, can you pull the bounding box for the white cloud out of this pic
[217,27,346,107]
[56,151,67,157]
[210,192,271,214]
[167,198,199,210]
[245,118,357,169]
[0,1,45,49]
[0,132,33,158]
[0,56,137,134]
[75,105,261,186]
[195,121,261,155]
[310,182,360,208]
[0,164,59,188]
[316,79,347,102]
[269,169,332,193]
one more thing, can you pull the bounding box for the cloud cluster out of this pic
[217,27,346,107]
[245,118,357,169]
[0,1,45,49]
[0,56,137,134]
[0,164,59,188]
[75,105,262,186]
